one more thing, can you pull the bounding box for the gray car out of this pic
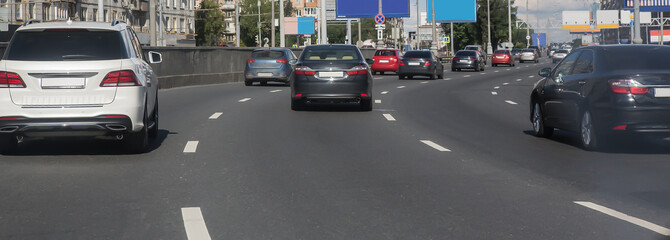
[244,48,297,86]
[519,48,539,63]
[290,45,373,111]
[551,49,569,63]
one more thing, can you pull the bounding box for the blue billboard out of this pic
[426,0,476,23]
[298,17,315,35]
[531,33,547,47]
[623,0,670,12]
[336,0,410,18]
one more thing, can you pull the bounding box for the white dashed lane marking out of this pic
[181,207,212,240]
[575,201,670,236]
[444,78,452,81]
[480,73,487,75]
[208,112,223,120]
[397,86,406,89]
[505,100,518,105]
[420,140,451,152]
[375,99,382,104]
[516,79,523,82]
[381,91,389,94]
[494,70,499,73]
[464,75,471,78]
[503,83,509,85]
[506,69,511,71]
[491,92,498,95]
[494,86,500,89]
[421,81,429,84]
[183,141,199,153]
[383,114,396,121]
[238,98,251,102]
[270,89,282,93]
[529,76,535,78]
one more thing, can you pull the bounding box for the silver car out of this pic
[519,48,538,63]
[552,49,569,63]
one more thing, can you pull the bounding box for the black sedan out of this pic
[290,44,373,111]
[451,50,485,72]
[397,50,444,79]
[530,45,670,150]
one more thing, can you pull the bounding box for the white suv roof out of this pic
[18,21,126,32]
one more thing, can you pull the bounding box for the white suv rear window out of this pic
[5,30,127,61]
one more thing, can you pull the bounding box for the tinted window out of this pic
[5,30,127,61]
[375,50,396,56]
[455,51,476,57]
[522,49,535,52]
[572,50,594,74]
[465,47,479,51]
[600,46,670,71]
[494,50,508,54]
[557,50,569,53]
[251,50,285,59]
[404,51,431,58]
[301,46,360,61]
[553,51,581,79]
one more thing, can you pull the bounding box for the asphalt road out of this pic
[2,58,670,239]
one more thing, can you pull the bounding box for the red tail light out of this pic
[276,58,288,63]
[104,115,128,118]
[295,66,316,76]
[424,61,432,67]
[0,117,19,120]
[613,125,627,130]
[609,80,648,94]
[247,58,255,63]
[295,94,303,97]
[0,71,25,88]
[469,57,477,61]
[360,93,369,97]
[100,70,140,87]
[347,66,368,75]
[453,57,460,61]
[399,61,405,66]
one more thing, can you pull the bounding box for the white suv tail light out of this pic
[0,71,26,88]
[100,70,140,87]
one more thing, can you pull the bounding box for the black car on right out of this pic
[530,45,670,150]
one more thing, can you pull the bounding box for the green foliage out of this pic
[239,0,294,47]
[195,0,226,46]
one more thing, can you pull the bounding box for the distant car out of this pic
[529,45,542,57]
[519,48,539,63]
[290,44,372,111]
[530,45,670,150]
[511,48,523,62]
[397,50,444,79]
[464,45,486,64]
[492,50,515,67]
[371,49,401,75]
[552,49,569,63]
[244,48,297,86]
[562,46,573,53]
[451,50,485,72]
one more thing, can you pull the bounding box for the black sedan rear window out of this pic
[455,51,476,57]
[301,47,360,61]
[251,50,285,59]
[601,47,670,71]
[375,50,396,56]
[5,30,127,61]
[403,51,431,58]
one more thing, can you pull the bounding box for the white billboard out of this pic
[562,11,590,29]
[620,10,652,25]
[596,10,619,28]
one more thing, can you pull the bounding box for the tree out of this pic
[195,0,227,46]
[239,0,294,47]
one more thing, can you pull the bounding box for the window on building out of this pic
[81,7,86,21]
[304,7,316,16]
[92,9,97,21]
[296,9,301,17]
[42,3,50,21]
[306,0,313,2]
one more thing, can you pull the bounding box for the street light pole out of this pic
[236,0,241,47]
[271,0,275,47]
[430,0,437,53]
[526,0,529,47]
[486,0,492,55]
[416,0,419,50]
[633,0,642,44]
[508,0,512,43]
[280,0,285,47]
[258,0,262,47]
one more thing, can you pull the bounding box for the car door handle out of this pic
[578,81,586,85]
[554,88,563,93]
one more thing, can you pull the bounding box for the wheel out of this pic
[438,73,444,79]
[360,99,372,111]
[372,71,377,75]
[284,81,291,87]
[408,75,413,79]
[244,81,252,86]
[580,110,601,151]
[125,108,149,154]
[430,71,436,80]
[481,65,485,71]
[291,99,304,111]
[0,134,18,155]
[398,75,405,79]
[451,68,456,72]
[531,103,554,138]
[148,97,159,139]
[492,63,497,67]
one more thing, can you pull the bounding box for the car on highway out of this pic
[371,49,401,75]
[511,48,523,62]
[244,48,297,86]
[529,45,542,57]
[0,20,162,154]
[491,50,515,67]
[530,45,670,150]
[464,45,486,65]
[397,50,444,79]
[290,44,372,111]
[451,50,485,72]
[519,48,539,63]
[551,49,569,63]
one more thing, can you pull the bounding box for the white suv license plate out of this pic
[319,71,344,78]
[655,88,670,97]
[41,78,85,89]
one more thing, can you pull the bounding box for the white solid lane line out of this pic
[183,141,199,153]
[491,92,498,95]
[575,201,670,236]
[270,89,282,93]
[375,99,382,104]
[420,140,451,152]
[381,91,389,94]
[494,86,500,89]
[182,207,212,240]
[208,112,223,120]
[505,100,518,105]
[238,98,251,102]
[397,86,406,89]
[383,114,396,121]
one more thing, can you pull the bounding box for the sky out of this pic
[403,0,598,43]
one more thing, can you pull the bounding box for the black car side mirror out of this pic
[538,67,551,77]
[289,59,297,65]
[366,59,374,65]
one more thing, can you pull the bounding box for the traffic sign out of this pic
[442,36,450,44]
[292,44,297,48]
[526,35,531,40]
[375,14,385,24]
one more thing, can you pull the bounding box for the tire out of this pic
[291,99,304,111]
[580,110,601,151]
[285,81,291,87]
[451,68,456,72]
[148,97,159,139]
[125,108,149,154]
[480,65,485,71]
[430,71,436,80]
[398,75,404,79]
[531,103,554,138]
[438,72,444,79]
[492,64,497,67]
[408,75,413,79]
[244,81,252,86]
[360,99,372,111]
[0,134,18,155]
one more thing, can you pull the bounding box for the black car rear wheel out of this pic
[398,75,405,79]
[0,134,18,155]
[244,81,252,86]
[430,71,436,80]
[291,99,304,111]
[360,99,372,111]
[580,110,603,151]
[532,103,553,138]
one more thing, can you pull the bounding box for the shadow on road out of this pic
[522,130,670,154]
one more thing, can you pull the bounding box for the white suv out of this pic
[0,20,162,153]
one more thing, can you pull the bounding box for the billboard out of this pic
[619,10,652,25]
[562,11,590,29]
[623,0,670,12]
[596,10,619,29]
[336,0,410,18]
[426,0,476,23]
[298,17,315,35]
[531,33,546,47]
[650,30,670,43]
